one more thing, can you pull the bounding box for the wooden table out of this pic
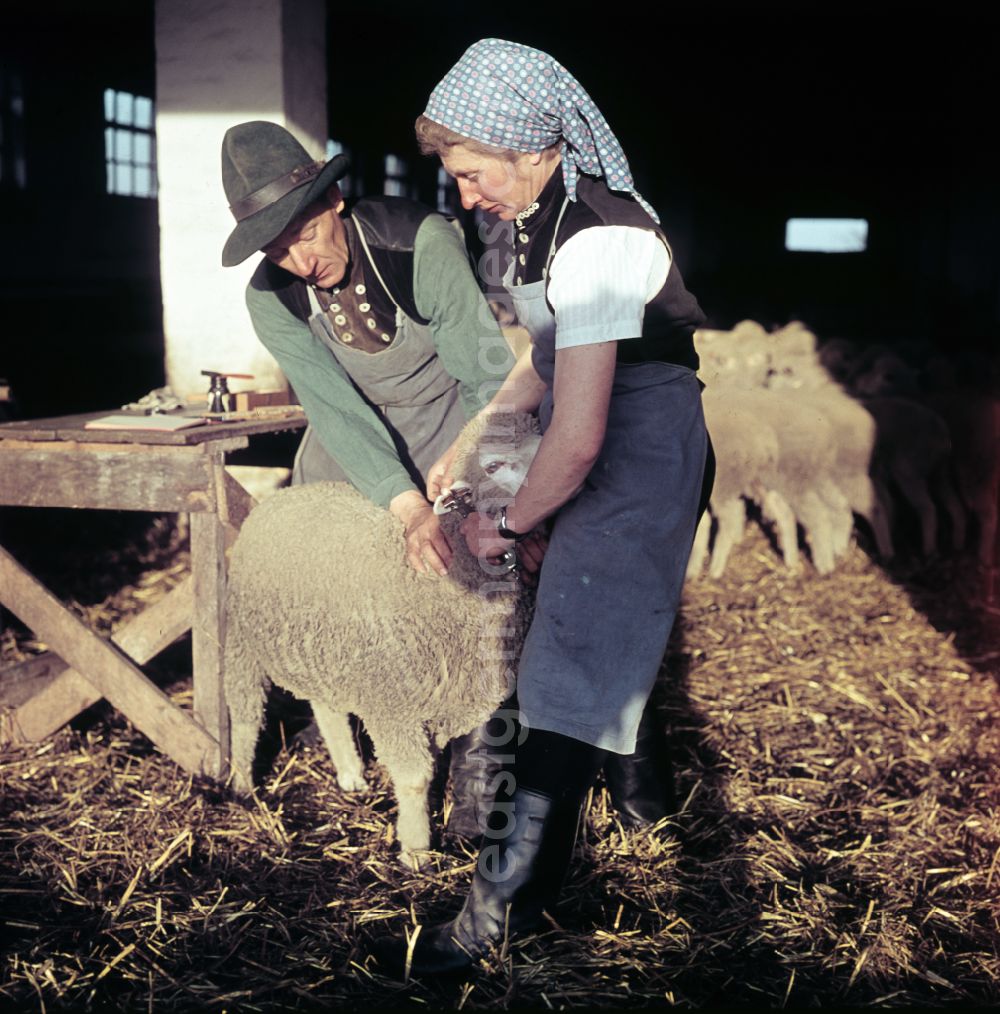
[0,409,306,777]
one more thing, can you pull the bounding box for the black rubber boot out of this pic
[446,699,521,840]
[602,698,676,829]
[373,729,607,977]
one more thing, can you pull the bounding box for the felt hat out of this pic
[221,120,349,267]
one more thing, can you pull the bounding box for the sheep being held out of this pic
[223,410,541,866]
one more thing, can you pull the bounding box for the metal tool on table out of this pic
[201,370,255,413]
[438,486,519,576]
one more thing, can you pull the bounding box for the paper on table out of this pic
[83,413,208,432]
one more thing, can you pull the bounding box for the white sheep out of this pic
[767,341,893,561]
[689,390,798,579]
[695,324,849,576]
[222,410,541,866]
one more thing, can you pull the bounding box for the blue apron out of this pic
[508,202,709,754]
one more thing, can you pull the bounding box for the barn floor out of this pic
[1,514,998,1010]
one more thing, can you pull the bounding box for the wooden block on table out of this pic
[231,390,292,412]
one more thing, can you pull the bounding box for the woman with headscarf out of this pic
[377,38,714,974]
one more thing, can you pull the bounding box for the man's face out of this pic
[262,188,349,288]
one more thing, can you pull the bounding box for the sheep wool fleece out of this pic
[508,181,710,756]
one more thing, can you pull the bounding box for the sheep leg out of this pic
[762,489,800,573]
[685,510,712,581]
[872,474,898,551]
[842,473,893,559]
[224,652,268,796]
[893,470,938,557]
[975,488,999,569]
[310,701,368,792]
[864,491,895,561]
[819,479,854,559]
[797,490,836,575]
[362,713,435,866]
[931,465,967,552]
[708,497,745,579]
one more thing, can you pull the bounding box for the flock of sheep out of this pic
[689,320,1000,581]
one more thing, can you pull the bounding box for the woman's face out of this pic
[440,145,544,220]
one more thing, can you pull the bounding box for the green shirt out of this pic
[245,212,511,507]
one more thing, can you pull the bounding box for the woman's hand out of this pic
[459,512,515,564]
[390,490,453,576]
[457,513,548,586]
[514,528,548,585]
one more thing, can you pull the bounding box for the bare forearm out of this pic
[503,421,600,531]
[481,347,547,416]
[503,342,616,533]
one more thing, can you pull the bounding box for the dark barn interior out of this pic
[1,3,999,1010]
[1,2,997,419]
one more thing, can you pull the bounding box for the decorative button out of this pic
[359,302,371,312]
[341,332,354,343]
[334,314,346,326]
[367,318,377,329]
[519,233,529,244]
[355,283,366,295]
[381,333,392,343]
[518,253,526,265]
[330,302,341,312]
[515,276,523,285]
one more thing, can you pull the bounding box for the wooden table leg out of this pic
[0,546,217,774]
[189,456,258,779]
[190,510,229,779]
[0,576,194,743]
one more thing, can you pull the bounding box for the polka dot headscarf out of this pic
[424,37,660,223]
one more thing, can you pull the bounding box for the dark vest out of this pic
[248,196,439,326]
[522,173,705,370]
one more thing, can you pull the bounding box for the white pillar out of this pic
[154,0,326,402]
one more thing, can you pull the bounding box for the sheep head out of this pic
[433,410,542,515]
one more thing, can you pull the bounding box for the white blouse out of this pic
[546,226,672,351]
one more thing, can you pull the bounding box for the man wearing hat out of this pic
[221,120,516,838]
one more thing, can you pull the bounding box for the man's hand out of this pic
[426,441,460,502]
[390,490,453,576]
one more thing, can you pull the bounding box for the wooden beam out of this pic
[0,548,216,774]
[0,652,69,708]
[0,444,216,512]
[1,576,194,743]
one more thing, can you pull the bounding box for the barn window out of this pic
[785,218,869,253]
[437,166,458,214]
[326,138,352,199]
[383,153,410,197]
[104,88,157,198]
[0,66,27,189]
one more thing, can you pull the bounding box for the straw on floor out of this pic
[1,516,998,1010]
